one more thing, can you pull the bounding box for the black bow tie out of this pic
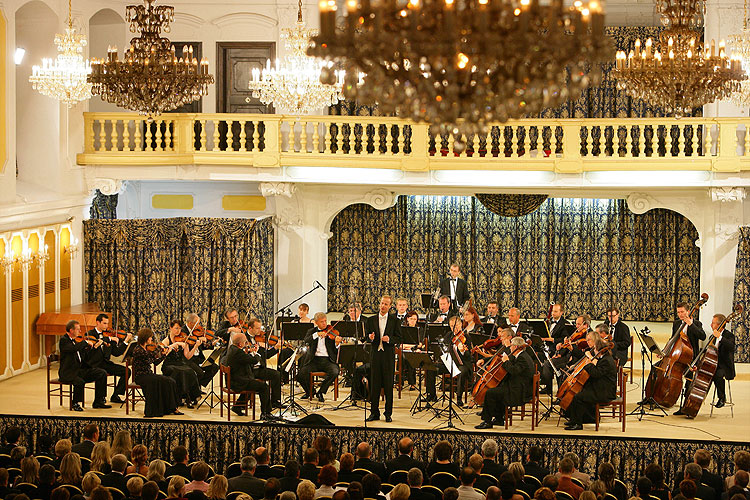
[551,320,558,324]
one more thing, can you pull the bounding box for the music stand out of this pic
[470,332,490,349]
[282,323,310,342]
[332,342,370,410]
[400,326,419,345]
[404,350,438,415]
[429,340,464,428]
[278,345,309,418]
[421,293,435,309]
[196,345,227,411]
[630,326,668,419]
[482,323,498,338]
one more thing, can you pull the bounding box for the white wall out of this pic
[87,8,126,113]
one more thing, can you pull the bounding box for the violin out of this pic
[471,335,503,357]
[102,329,130,342]
[145,342,169,355]
[74,335,100,347]
[192,325,221,345]
[553,324,588,357]
[318,324,343,344]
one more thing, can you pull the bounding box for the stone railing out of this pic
[77,113,750,173]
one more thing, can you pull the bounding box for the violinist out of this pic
[475,335,535,429]
[131,328,182,418]
[244,318,283,408]
[296,303,313,323]
[366,295,401,422]
[462,307,483,334]
[401,310,420,390]
[58,320,110,412]
[85,313,132,404]
[428,296,452,324]
[160,319,202,408]
[216,309,243,343]
[605,307,631,368]
[224,331,275,419]
[182,313,220,387]
[563,331,617,431]
[297,312,342,402]
[447,315,474,408]
[540,314,589,395]
[474,327,512,367]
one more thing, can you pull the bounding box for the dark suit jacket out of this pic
[279,476,301,493]
[500,349,536,406]
[715,329,736,380]
[338,470,365,483]
[254,464,283,480]
[228,472,266,499]
[523,461,548,483]
[302,327,339,365]
[410,487,437,500]
[71,439,96,459]
[165,463,192,480]
[672,480,716,500]
[300,463,320,484]
[85,328,128,367]
[58,334,91,383]
[606,321,631,366]
[548,319,571,343]
[672,319,707,359]
[355,457,388,482]
[673,470,723,500]
[224,344,264,391]
[582,353,618,402]
[439,277,470,307]
[386,455,426,477]
[101,471,129,494]
[482,460,507,481]
[215,319,235,343]
[428,311,452,324]
[508,322,533,339]
[365,314,401,361]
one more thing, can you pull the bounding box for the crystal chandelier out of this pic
[308,0,612,140]
[729,0,750,106]
[88,0,214,117]
[28,0,92,106]
[248,0,344,114]
[614,0,745,116]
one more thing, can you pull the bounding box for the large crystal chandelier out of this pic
[248,0,344,114]
[729,0,750,106]
[88,0,214,117]
[28,0,92,106]
[614,0,745,116]
[307,0,612,140]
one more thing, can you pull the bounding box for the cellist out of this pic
[475,334,535,429]
[670,302,707,416]
[563,331,617,431]
[540,314,590,395]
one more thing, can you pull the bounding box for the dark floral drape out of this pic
[328,197,700,321]
[732,227,750,362]
[89,190,119,219]
[84,217,274,335]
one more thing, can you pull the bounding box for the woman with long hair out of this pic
[59,453,82,487]
[147,459,168,493]
[166,476,186,499]
[90,442,111,474]
[131,328,182,418]
[313,436,339,470]
[207,475,228,500]
[160,319,203,408]
[462,307,483,334]
[110,431,132,460]
[126,444,149,476]
[16,456,40,486]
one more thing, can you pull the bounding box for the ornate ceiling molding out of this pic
[260,182,297,198]
[710,187,746,203]
[88,178,124,196]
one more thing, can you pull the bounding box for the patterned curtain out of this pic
[732,227,750,362]
[84,217,274,335]
[328,197,700,321]
[89,190,119,220]
[475,194,549,217]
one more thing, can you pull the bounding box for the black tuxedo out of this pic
[58,334,108,404]
[101,471,129,494]
[671,319,707,358]
[482,460,507,481]
[355,457,388,482]
[215,319,235,343]
[713,328,736,401]
[279,476,301,493]
[300,463,321,484]
[439,276,470,309]
[606,321,631,367]
[508,321,532,339]
[548,318,571,343]
[71,440,96,459]
[297,327,340,397]
[481,349,535,423]
[366,313,402,417]
[410,487,437,500]
[254,464,283,480]
[85,328,129,398]
[386,455,426,477]
[224,344,272,413]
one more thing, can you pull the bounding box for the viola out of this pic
[103,329,130,341]
[644,293,708,408]
[554,324,588,356]
[192,326,222,345]
[471,340,530,405]
[556,342,613,410]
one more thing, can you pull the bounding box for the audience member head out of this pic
[590,480,608,499]
[319,464,338,487]
[127,476,144,497]
[60,452,82,485]
[10,446,26,464]
[398,438,414,456]
[37,435,55,456]
[347,481,364,500]
[679,479,697,500]
[434,440,453,462]
[731,495,748,500]
[636,477,652,498]
[684,463,702,482]
[644,463,665,489]
[542,475,559,491]
[82,424,100,442]
[534,488,556,500]
[499,471,517,500]
[482,439,499,460]
[39,464,56,486]
[356,442,371,459]
[297,480,316,500]
[141,481,161,500]
[234,495,253,500]
[304,448,319,465]
[0,468,8,487]
[362,473,382,497]
[132,443,148,467]
[172,445,189,465]
[111,431,133,458]
[191,461,210,482]
[240,456,257,474]
[255,447,271,466]
[54,438,72,458]
[461,467,477,486]
[598,462,616,490]
[280,492,297,500]
[264,477,281,500]
[20,456,40,484]
[82,471,102,495]
[580,492,597,500]
[469,454,484,474]
[735,470,749,488]
[340,453,355,473]
[111,454,128,474]
[333,491,351,500]
[50,487,71,500]
[391,484,410,500]
[91,441,111,472]
[314,436,336,467]
[735,451,750,473]
[207,474,228,500]
[147,459,166,481]
[285,460,301,478]
[725,487,746,500]
[444,487,459,500]
[559,458,575,477]
[167,476,186,498]
[407,467,423,487]
[693,450,712,469]
[562,453,580,471]
[13,495,30,500]
[89,487,113,500]
[508,462,525,483]
[487,486,503,500]
[529,446,544,465]
[4,426,23,446]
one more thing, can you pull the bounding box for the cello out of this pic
[471,340,530,405]
[556,341,613,410]
[644,293,708,408]
[681,304,742,418]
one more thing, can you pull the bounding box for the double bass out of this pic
[471,340,530,405]
[556,342,613,410]
[644,293,708,408]
[681,304,742,418]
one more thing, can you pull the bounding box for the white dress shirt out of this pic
[378,313,388,351]
[315,331,328,357]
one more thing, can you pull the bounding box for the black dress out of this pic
[161,341,202,403]
[132,344,180,417]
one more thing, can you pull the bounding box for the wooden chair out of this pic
[106,487,126,500]
[440,373,470,404]
[14,482,38,497]
[628,335,634,383]
[430,471,458,490]
[225,462,243,478]
[336,482,351,489]
[556,491,576,500]
[62,484,84,496]
[219,364,257,421]
[604,493,618,500]
[125,357,146,415]
[353,468,374,476]
[381,483,395,494]
[505,372,540,430]
[126,472,148,482]
[571,478,585,488]
[310,347,341,401]
[422,485,444,500]
[389,470,409,485]
[271,464,285,475]
[46,353,75,410]
[481,473,499,486]
[595,366,626,431]
[524,475,541,490]
[227,492,245,500]
[516,490,531,500]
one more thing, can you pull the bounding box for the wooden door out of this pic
[217,42,275,113]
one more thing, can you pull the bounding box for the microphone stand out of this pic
[275,282,325,316]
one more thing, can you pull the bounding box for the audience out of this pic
[556,458,583,500]
[142,481,162,500]
[542,475,559,492]
[589,480,607,500]
[111,431,133,461]
[264,478,282,500]
[316,465,338,498]
[298,480,317,500]
[314,436,339,471]
[338,454,361,484]
[127,444,150,476]
[679,479,698,500]
[91,442,112,474]
[427,441,460,479]
[457,467,484,500]
[184,462,212,494]
[147,459,168,493]
[524,448,548,485]
[362,473,386,500]
[392,484,411,500]
[82,471,102,497]
[555,454,589,488]
[53,439,72,470]
[16,456,40,486]
[207,474,229,500]
[636,477,653,500]
[598,462,627,500]
[167,476,187,499]
[102,454,129,494]
[166,446,192,480]
[280,460,302,494]
[0,468,18,498]
[470,454,494,494]
[255,448,282,480]
[580,492,597,500]
[38,464,59,500]
[645,464,670,500]
[407,468,432,500]
[301,449,321,484]
[90,486,114,500]
[534,488,556,500]
[728,452,750,490]
[481,440,506,481]
[674,464,716,500]
[60,452,83,487]
[354,443,387,482]
[2,427,24,455]
[72,424,99,460]
[347,481,364,500]
[508,462,534,497]
[126,476,144,500]
[228,456,265,499]
[386,438,425,478]
[498,472,523,500]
